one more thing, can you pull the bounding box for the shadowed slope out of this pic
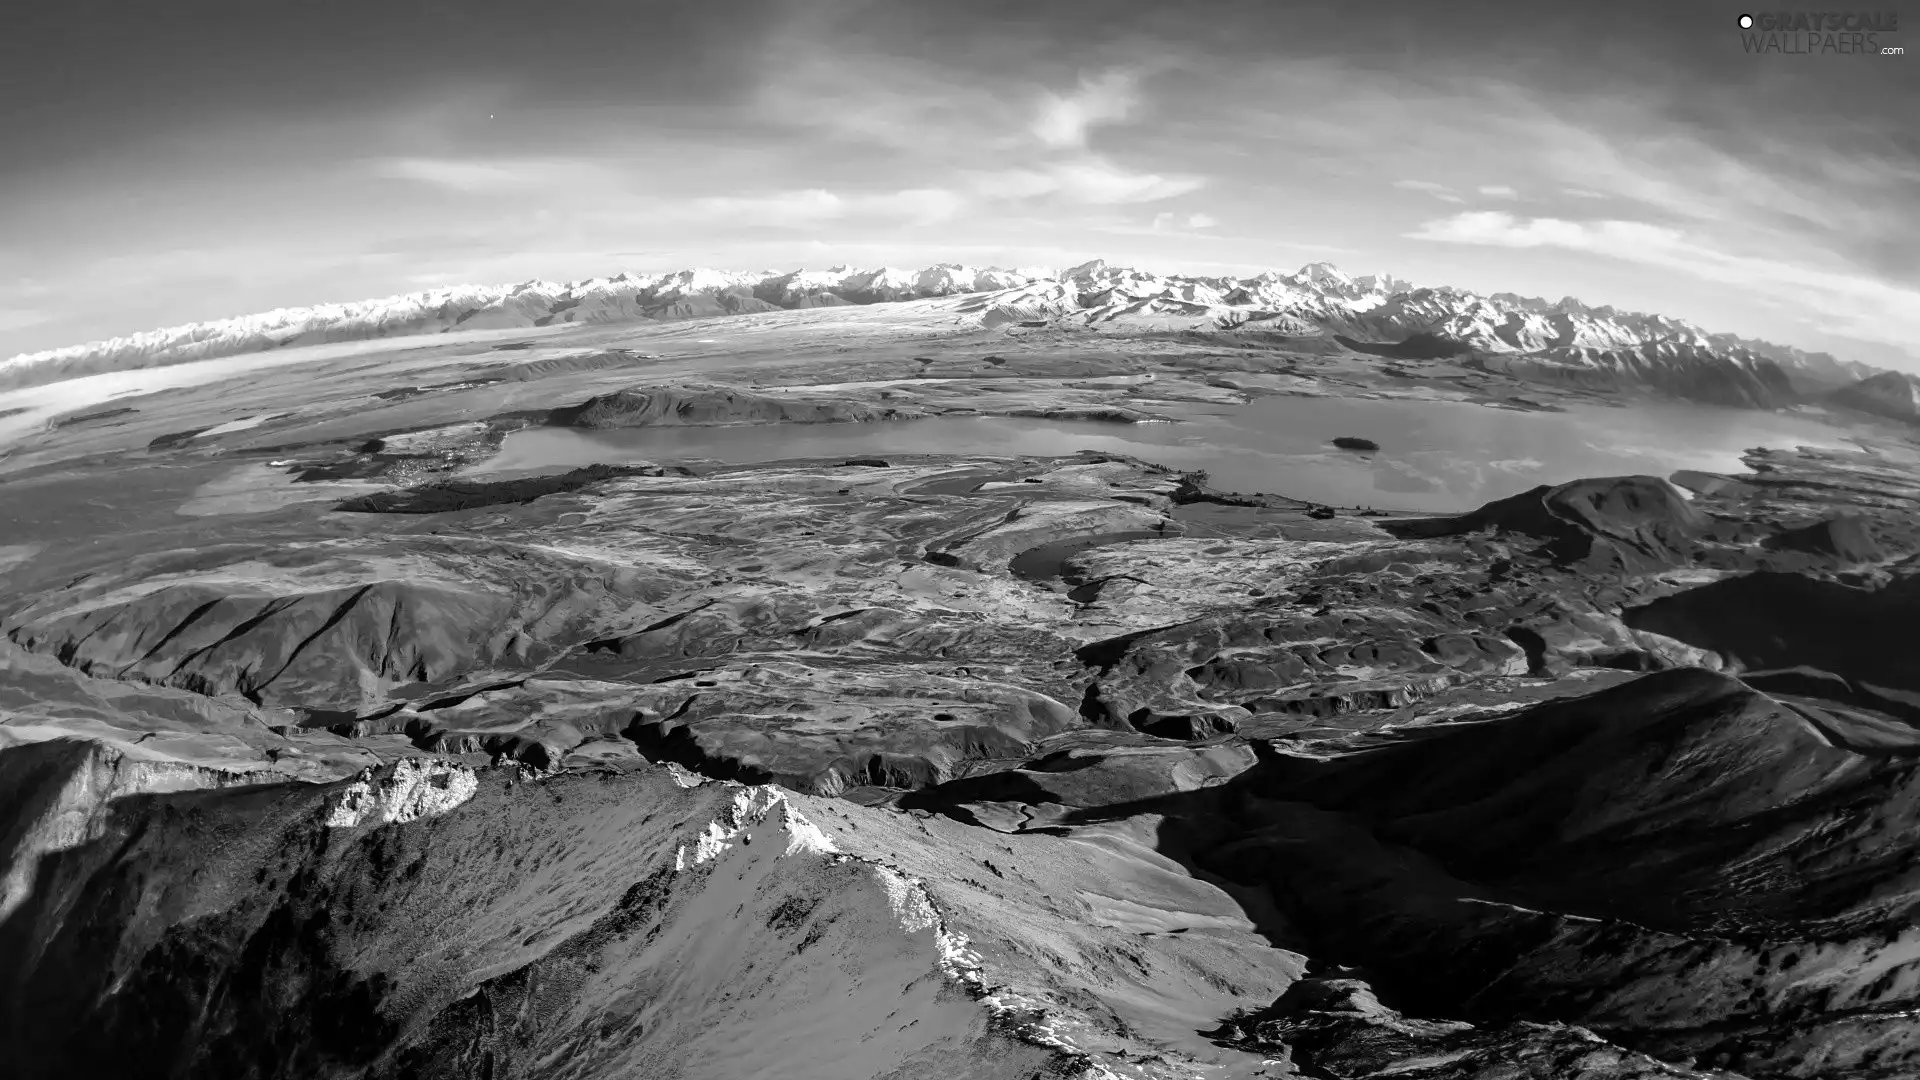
[1190,669,1920,1077]
[1383,475,1706,572]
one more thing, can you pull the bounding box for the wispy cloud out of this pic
[1096,217,1345,254]
[1146,211,1220,233]
[0,308,50,333]
[1474,85,1893,245]
[0,271,53,334]
[1477,184,1518,198]
[703,57,1208,222]
[664,162,1201,234]
[685,188,965,229]
[966,159,1205,205]
[1408,210,1920,349]
[747,50,1029,157]
[687,189,845,228]
[372,156,613,193]
[1410,212,1673,252]
[1393,179,1464,203]
[1032,70,1141,149]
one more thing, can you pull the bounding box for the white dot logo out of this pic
[1738,14,1754,28]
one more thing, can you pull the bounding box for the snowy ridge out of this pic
[672,785,840,869]
[1,258,1874,395]
[671,780,1142,1078]
[861,852,1129,1077]
[0,263,1054,388]
[865,860,1129,1079]
[324,758,480,828]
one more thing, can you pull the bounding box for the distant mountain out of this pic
[1828,370,1920,422]
[1706,333,1877,394]
[0,259,1886,408]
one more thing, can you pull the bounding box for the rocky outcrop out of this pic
[323,758,479,827]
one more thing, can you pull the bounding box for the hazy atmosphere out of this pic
[3,0,1914,367]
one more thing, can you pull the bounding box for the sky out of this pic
[1,0,1915,367]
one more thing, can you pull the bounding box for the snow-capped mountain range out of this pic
[0,259,1880,403]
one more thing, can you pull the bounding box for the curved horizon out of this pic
[2,0,1913,371]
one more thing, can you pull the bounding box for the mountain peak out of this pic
[1295,261,1353,285]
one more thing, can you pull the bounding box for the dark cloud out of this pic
[0,0,791,166]
[7,0,1907,162]
[814,0,1912,164]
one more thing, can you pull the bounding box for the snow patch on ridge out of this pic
[324,757,479,828]
[672,784,840,870]
[864,860,1126,1078]
[668,780,1131,1076]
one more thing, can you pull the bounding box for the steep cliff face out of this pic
[0,738,276,922]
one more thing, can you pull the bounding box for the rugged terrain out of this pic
[3,304,1920,1079]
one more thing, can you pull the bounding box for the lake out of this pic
[470,395,1860,513]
